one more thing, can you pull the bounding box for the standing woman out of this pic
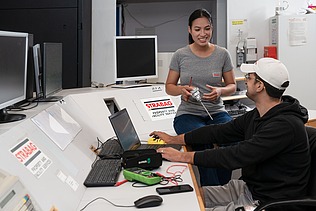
[166,8,236,186]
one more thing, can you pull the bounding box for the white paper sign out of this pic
[10,138,52,178]
[141,96,177,121]
[288,17,307,46]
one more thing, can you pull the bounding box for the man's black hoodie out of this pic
[185,95,309,203]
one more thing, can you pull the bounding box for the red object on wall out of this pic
[264,46,277,59]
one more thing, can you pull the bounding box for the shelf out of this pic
[235,76,245,82]
[222,90,247,101]
[222,94,247,101]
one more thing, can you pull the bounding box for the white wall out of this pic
[227,0,314,67]
[121,1,216,52]
[90,0,316,87]
[91,0,116,86]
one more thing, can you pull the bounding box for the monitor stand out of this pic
[0,108,26,124]
[111,81,152,89]
[35,95,63,102]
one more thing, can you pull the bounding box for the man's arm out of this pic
[157,147,195,164]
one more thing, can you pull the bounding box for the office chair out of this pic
[253,126,316,211]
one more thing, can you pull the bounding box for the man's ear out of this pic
[256,81,265,92]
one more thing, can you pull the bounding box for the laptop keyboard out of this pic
[84,159,122,187]
[138,144,182,151]
[98,138,123,158]
[138,144,162,150]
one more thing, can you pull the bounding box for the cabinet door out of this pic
[0,0,77,9]
[0,8,78,88]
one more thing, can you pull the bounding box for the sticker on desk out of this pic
[10,138,52,178]
[56,170,79,191]
[141,97,177,121]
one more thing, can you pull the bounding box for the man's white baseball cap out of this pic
[240,58,289,90]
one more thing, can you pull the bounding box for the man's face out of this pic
[244,73,261,101]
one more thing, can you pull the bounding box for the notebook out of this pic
[108,108,182,151]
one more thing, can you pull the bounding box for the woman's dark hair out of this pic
[188,8,213,44]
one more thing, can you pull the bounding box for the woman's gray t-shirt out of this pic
[169,45,234,117]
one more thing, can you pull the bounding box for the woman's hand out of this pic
[180,85,194,101]
[202,84,222,101]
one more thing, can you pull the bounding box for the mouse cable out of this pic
[131,181,156,188]
[79,197,135,210]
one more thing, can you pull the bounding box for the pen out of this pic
[189,77,193,87]
[115,179,128,187]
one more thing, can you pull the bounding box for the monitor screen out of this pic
[114,35,158,85]
[42,42,63,97]
[0,30,28,123]
[33,44,42,98]
[33,43,63,102]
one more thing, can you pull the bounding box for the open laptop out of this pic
[108,108,182,151]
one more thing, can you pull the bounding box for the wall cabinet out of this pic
[0,0,91,89]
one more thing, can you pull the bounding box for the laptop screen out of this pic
[108,108,140,151]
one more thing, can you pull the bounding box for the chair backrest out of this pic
[306,126,316,196]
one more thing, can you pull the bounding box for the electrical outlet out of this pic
[90,145,98,154]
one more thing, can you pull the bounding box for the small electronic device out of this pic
[190,87,202,102]
[156,184,193,195]
[134,195,163,208]
[0,169,39,210]
[190,87,213,120]
[147,137,165,144]
[123,167,161,185]
[122,149,162,170]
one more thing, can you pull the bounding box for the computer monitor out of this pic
[33,44,42,98]
[0,30,28,124]
[33,42,63,102]
[113,35,158,88]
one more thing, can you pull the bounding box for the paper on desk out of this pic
[31,104,82,150]
[133,96,177,121]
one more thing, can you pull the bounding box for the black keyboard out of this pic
[227,108,247,117]
[84,159,122,187]
[98,139,123,158]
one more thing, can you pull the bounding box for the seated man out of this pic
[150,58,310,210]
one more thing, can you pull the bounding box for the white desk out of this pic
[1,85,315,211]
[0,85,201,211]
[78,161,199,210]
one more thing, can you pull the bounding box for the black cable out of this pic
[96,136,122,159]
[159,175,183,185]
[131,181,156,188]
[8,101,39,111]
[79,197,135,210]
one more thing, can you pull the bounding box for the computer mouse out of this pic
[147,136,166,144]
[134,195,163,208]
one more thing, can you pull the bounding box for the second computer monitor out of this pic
[43,42,63,98]
[33,42,63,102]
[113,35,158,88]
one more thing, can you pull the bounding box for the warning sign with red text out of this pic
[10,138,52,178]
[141,97,177,121]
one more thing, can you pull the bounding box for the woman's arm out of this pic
[165,69,193,101]
[203,70,237,101]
